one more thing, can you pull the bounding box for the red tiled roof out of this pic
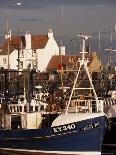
[0,35,48,55]
[46,55,77,70]
[0,37,19,55]
[46,54,93,71]
[31,35,48,49]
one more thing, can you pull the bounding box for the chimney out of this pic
[48,28,53,38]
[5,29,12,40]
[60,46,65,55]
[25,31,31,49]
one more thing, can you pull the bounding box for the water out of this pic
[0,149,116,155]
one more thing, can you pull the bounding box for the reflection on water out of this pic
[0,151,17,155]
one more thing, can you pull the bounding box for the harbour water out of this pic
[0,146,116,155]
[102,144,116,154]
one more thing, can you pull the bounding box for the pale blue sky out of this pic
[0,0,116,63]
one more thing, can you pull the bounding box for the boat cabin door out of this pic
[11,115,22,129]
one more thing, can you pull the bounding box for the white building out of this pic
[0,29,61,72]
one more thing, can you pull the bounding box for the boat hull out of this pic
[0,115,108,155]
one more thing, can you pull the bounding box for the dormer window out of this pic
[3,58,7,64]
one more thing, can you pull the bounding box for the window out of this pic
[20,61,23,69]
[32,60,37,68]
[32,50,36,57]
[3,58,7,64]
[19,50,24,57]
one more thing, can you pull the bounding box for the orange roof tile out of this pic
[31,35,48,49]
[46,54,93,71]
[46,55,77,70]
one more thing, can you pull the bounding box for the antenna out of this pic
[105,27,115,64]
[98,29,101,57]
[6,16,9,34]
[77,34,91,60]
[6,17,10,70]
[97,16,101,62]
[17,28,20,72]
[60,0,64,48]
[110,30,113,49]
[59,1,64,96]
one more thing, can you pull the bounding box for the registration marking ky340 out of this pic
[52,124,76,133]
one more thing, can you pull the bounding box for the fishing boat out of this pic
[0,34,108,155]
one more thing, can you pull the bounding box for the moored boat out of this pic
[0,34,108,155]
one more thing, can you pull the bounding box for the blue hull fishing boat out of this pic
[0,34,108,155]
[0,113,107,155]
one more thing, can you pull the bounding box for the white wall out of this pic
[23,49,33,69]
[8,48,33,70]
[36,49,45,71]
[47,36,59,55]
[10,49,18,69]
[37,36,59,72]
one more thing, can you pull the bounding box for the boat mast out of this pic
[26,63,31,112]
[59,1,65,99]
[6,18,10,71]
[105,48,116,65]
[65,34,99,114]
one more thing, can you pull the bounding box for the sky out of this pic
[0,0,116,64]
